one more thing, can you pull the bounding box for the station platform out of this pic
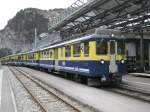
[20,67,150,112]
[145,71,150,74]
[128,72,150,77]
[0,67,17,112]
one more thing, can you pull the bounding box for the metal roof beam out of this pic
[109,14,150,29]
[63,0,147,30]
[48,0,110,32]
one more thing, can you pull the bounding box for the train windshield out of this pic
[96,40,108,55]
[117,41,125,55]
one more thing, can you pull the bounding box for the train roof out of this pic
[40,34,94,51]
[0,50,38,59]
[40,33,125,51]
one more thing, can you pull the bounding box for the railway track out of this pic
[17,66,150,103]
[9,66,150,112]
[9,67,84,112]
[104,83,150,102]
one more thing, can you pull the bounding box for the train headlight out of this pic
[100,60,105,64]
[121,59,125,64]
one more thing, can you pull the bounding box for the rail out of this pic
[9,67,83,112]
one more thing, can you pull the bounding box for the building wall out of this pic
[126,38,150,70]
[126,42,136,57]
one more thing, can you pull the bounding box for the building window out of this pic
[65,45,71,57]
[73,43,81,57]
[84,42,89,56]
[96,41,108,55]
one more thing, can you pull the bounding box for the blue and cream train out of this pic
[0,29,127,84]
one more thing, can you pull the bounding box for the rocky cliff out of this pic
[0,8,63,53]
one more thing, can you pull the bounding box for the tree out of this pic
[0,48,12,58]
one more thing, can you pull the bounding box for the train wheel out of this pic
[63,72,68,78]
[80,76,87,84]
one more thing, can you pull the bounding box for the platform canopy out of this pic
[48,0,150,39]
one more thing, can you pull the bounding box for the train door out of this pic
[54,48,59,71]
[36,52,40,67]
[109,40,118,73]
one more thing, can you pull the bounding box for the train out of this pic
[0,28,127,85]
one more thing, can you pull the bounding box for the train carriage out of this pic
[38,29,126,84]
[0,28,127,85]
[23,51,39,67]
[39,49,54,70]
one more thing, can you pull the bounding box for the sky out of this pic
[0,0,76,30]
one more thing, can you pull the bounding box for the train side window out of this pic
[41,52,43,58]
[34,54,36,59]
[84,42,89,56]
[43,51,45,58]
[96,41,108,55]
[46,51,48,58]
[30,54,32,59]
[42,52,44,58]
[60,48,63,58]
[50,50,53,58]
[44,51,46,55]
[44,52,46,56]
[73,43,81,57]
[47,50,49,56]
[26,55,27,60]
[65,45,71,57]
[29,54,30,59]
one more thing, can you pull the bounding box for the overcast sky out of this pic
[0,0,76,30]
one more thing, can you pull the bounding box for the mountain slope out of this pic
[0,8,63,53]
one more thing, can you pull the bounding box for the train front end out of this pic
[107,39,126,83]
[91,29,127,84]
[94,38,126,84]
